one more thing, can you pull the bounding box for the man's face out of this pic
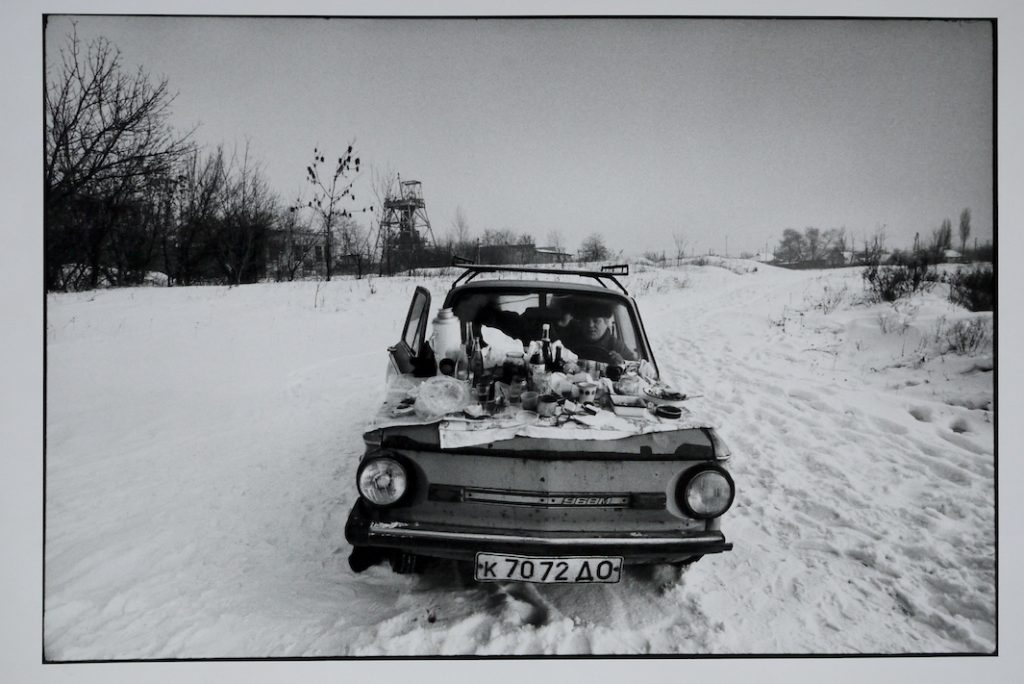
[580,314,610,342]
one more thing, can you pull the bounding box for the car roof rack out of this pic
[450,260,630,294]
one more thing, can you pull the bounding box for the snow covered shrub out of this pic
[948,265,995,312]
[862,256,937,303]
[940,317,992,355]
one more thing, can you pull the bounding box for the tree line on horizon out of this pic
[44,29,624,291]
[772,211,990,269]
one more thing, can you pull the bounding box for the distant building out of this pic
[475,243,573,265]
[534,246,573,264]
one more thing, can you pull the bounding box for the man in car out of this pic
[563,299,636,365]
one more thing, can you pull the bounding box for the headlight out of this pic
[677,466,735,519]
[357,457,409,507]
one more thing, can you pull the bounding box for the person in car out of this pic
[562,299,636,365]
[456,294,573,345]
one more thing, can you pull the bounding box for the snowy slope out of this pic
[44,262,995,658]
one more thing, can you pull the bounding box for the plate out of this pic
[474,552,622,583]
[643,384,686,403]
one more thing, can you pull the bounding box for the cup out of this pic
[475,380,492,406]
[521,391,539,411]
[509,378,526,404]
[538,393,560,418]
[578,381,598,403]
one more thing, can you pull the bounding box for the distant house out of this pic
[534,246,572,264]
[476,243,535,265]
[265,226,326,280]
[475,243,573,265]
[943,249,964,263]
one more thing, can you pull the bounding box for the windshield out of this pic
[450,289,647,365]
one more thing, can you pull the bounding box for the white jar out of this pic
[429,307,462,360]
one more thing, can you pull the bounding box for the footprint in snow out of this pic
[950,417,971,434]
[908,406,934,423]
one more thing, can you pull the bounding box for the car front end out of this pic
[345,425,734,583]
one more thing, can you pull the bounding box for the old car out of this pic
[344,264,735,583]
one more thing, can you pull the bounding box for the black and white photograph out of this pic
[3,0,1018,677]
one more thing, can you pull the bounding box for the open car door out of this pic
[388,286,432,378]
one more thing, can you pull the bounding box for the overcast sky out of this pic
[45,16,993,257]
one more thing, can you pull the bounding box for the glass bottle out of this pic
[541,323,552,370]
[470,336,485,384]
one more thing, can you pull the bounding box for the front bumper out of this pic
[344,499,732,565]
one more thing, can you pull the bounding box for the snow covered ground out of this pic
[43,261,995,658]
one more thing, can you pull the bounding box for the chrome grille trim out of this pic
[368,523,720,546]
[463,490,630,507]
[429,484,665,508]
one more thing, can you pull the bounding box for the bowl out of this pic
[654,404,683,420]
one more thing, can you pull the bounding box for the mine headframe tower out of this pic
[374,177,435,275]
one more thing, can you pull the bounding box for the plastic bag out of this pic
[414,376,470,420]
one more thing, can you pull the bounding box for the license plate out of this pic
[474,552,623,584]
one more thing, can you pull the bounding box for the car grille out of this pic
[429,484,666,509]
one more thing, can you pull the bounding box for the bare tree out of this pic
[45,27,192,290]
[863,225,887,264]
[546,229,568,264]
[930,218,953,257]
[482,228,517,245]
[804,227,822,261]
[579,233,610,262]
[672,232,688,263]
[273,199,320,281]
[823,227,848,265]
[166,146,227,285]
[959,208,972,255]
[334,215,370,277]
[776,228,806,263]
[451,206,472,245]
[214,143,278,285]
[478,228,524,264]
[296,143,368,281]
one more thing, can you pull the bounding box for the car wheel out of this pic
[389,551,427,574]
[348,546,384,573]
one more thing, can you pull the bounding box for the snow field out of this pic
[44,262,994,657]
